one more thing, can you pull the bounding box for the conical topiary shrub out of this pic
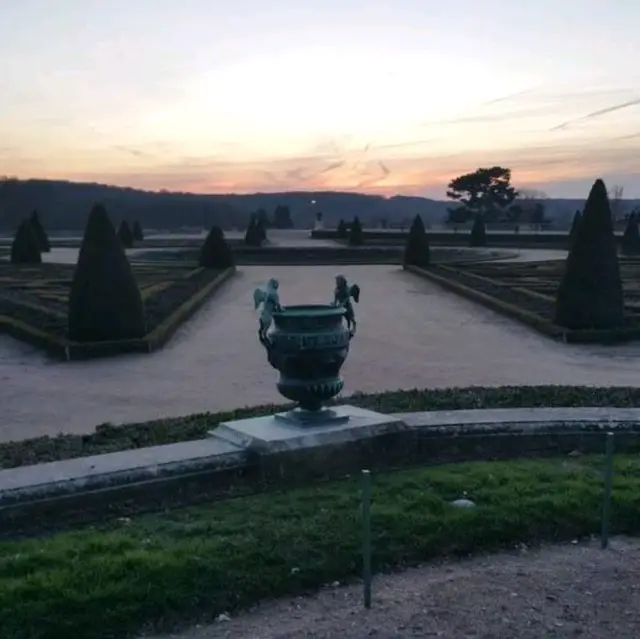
[68,204,146,342]
[469,214,486,247]
[132,220,144,242]
[554,179,624,330]
[29,210,50,252]
[244,216,259,246]
[199,226,234,268]
[336,219,347,238]
[403,214,430,267]
[117,220,134,248]
[256,218,267,245]
[621,213,640,256]
[569,209,582,242]
[348,216,364,246]
[11,219,42,264]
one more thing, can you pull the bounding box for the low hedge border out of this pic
[0,315,68,358]
[406,264,640,344]
[0,267,235,360]
[141,265,235,351]
[405,264,565,339]
[135,247,518,267]
[4,385,640,470]
[312,228,577,248]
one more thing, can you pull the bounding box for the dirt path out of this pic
[147,537,640,639]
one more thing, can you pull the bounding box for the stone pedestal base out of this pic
[210,405,407,454]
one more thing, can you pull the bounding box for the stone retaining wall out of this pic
[0,407,638,538]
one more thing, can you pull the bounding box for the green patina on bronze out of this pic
[253,276,360,415]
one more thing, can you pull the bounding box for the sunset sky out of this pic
[1,0,640,198]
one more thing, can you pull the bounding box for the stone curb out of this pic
[0,406,639,537]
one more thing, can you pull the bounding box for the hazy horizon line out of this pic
[5,172,639,202]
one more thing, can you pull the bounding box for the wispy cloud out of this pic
[550,98,640,131]
[317,160,346,174]
[480,88,538,106]
[54,134,640,197]
[113,145,150,158]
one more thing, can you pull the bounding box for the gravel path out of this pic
[3,263,640,440]
[146,537,640,639]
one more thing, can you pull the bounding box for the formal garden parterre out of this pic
[410,257,640,342]
[0,204,236,359]
[0,261,231,357]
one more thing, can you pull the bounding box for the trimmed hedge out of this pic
[69,205,145,342]
[555,179,624,330]
[3,384,640,469]
[10,220,41,264]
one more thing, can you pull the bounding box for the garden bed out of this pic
[0,262,235,359]
[1,452,639,639]
[3,385,640,469]
[407,259,640,343]
[133,245,517,266]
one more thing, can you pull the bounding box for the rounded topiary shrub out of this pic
[68,204,146,342]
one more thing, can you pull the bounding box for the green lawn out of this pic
[1,454,639,639]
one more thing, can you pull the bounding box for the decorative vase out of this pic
[253,276,360,423]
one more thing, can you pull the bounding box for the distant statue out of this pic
[332,274,360,335]
[253,278,281,345]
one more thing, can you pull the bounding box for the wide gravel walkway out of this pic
[1,264,640,440]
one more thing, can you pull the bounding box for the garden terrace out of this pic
[408,258,640,343]
[0,262,234,359]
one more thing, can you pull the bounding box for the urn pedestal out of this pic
[209,277,405,453]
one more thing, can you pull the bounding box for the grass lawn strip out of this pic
[3,385,640,469]
[0,454,638,639]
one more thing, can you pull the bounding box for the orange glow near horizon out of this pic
[7,138,639,200]
[2,3,640,198]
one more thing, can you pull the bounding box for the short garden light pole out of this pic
[601,432,615,550]
[362,469,372,608]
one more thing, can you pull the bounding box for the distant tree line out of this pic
[0,178,242,232]
[0,177,464,232]
[4,174,638,234]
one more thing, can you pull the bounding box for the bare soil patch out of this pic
[149,537,640,639]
